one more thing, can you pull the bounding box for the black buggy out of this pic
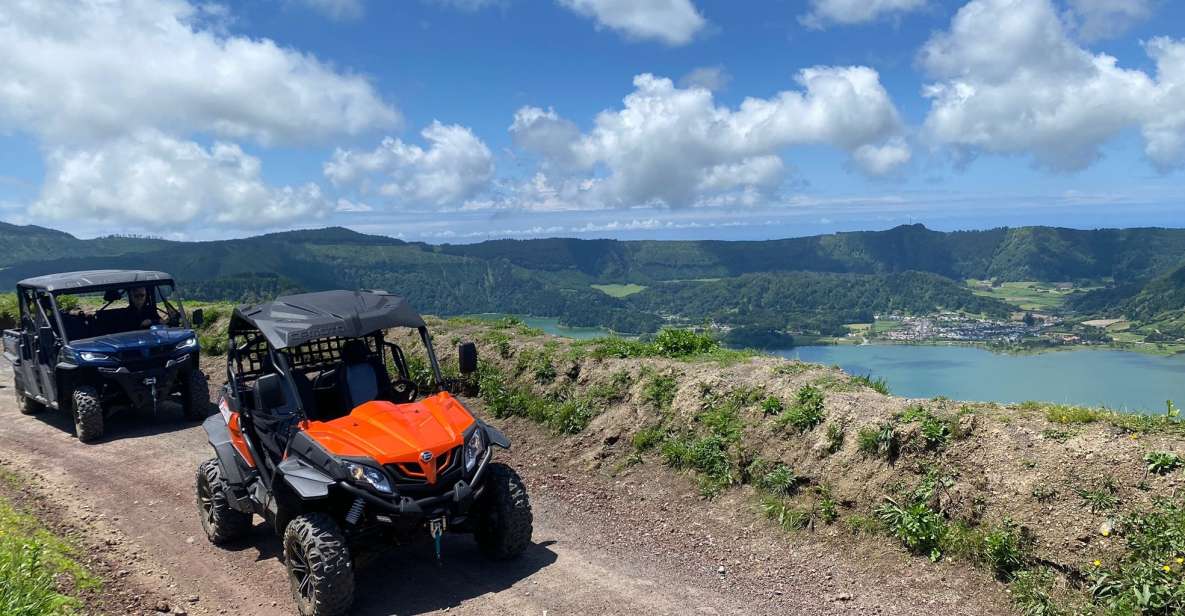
[1,270,209,442]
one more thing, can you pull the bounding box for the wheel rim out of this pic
[197,476,215,531]
[288,545,313,604]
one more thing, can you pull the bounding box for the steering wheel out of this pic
[389,379,418,403]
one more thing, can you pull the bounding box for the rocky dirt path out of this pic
[0,366,1011,615]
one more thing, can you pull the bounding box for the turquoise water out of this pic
[775,344,1185,413]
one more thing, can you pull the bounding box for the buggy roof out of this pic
[229,290,426,349]
[18,270,173,292]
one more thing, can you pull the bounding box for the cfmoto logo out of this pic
[420,450,433,463]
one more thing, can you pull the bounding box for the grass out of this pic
[775,385,826,433]
[1144,451,1183,475]
[1088,497,1185,614]
[1010,568,1065,616]
[574,328,754,364]
[1076,479,1119,513]
[641,373,678,411]
[0,491,98,615]
[477,363,598,434]
[858,423,899,460]
[590,283,648,298]
[1022,400,1185,436]
[749,460,798,497]
[966,280,1081,311]
[661,434,734,497]
[851,373,890,395]
[876,497,946,561]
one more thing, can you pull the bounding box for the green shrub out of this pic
[587,370,633,403]
[761,396,784,416]
[1010,568,1065,616]
[858,423,898,460]
[661,434,734,496]
[816,485,839,524]
[651,328,719,357]
[983,519,1032,580]
[776,385,826,433]
[760,496,811,531]
[632,425,666,451]
[0,497,97,616]
[825,422,845,454]
[641,374,678,411]
[876,497,947,560]
[1077,480,1119,513]
[753,463,798,496]
[696,402,743,442]
[1144,451,1183,475]
[920,415,952,449]
[1089,498,1185,614]
[851,373,890,395]
[549,399,594,434]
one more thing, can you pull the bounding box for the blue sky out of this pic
[0,0,1183,242]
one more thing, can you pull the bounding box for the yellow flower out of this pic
[1177,557,1184,565]
[1093,560,1102,567]
[1165,565,1173,573]
[1130,434,1139,440]
[1102,530,1111,537]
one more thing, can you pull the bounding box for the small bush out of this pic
[816,485,839,524]
[776,385,826,433]
[651,328,719,357]
[0,497,97,616]
[753,463,798,496]
[587,370,633,403]
[858,423,898,460]
[632,425,666,451]
[548,399,594,435]
[761,396,784,416]
[1010,568,1064,616]
[696,403,743,441]
[851,373,890,395]
[641,374,678,411]
[760,496,811,531]
[876,497,947,560]
[1144,451,1183,475]
[1077,479,1119,513]
[920,415,952,449]
[983,519,1032,579]
[661,434,733,496]
[825,422,845,454]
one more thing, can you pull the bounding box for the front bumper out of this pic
[97,354,192,410]
[337,447,493,518]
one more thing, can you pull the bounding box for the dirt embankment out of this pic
[412,318,1185,610]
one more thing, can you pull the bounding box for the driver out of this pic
[123,286,161,329]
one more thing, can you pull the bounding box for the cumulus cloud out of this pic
[556,0,707,45]
[800,0,927,29]
[325,122,495,208]
[297,0,366,20]
[920,0,1185,172]
[678,65,732,91]
[1066,0,1155,42]
[851,138,912,176]
[510,69,908,209]
[0,0,399,145]
[30,131,331,228]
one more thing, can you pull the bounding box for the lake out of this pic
[775,344,1185,414]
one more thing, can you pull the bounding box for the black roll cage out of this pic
[225,325,445,423]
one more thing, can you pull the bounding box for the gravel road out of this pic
[0,366,1011,615]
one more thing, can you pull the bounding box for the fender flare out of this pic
[277,458,335,500]
[203,414,249,488]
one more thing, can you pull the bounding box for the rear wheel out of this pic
[16,389,43,415]
[284,513,354,616]
[71,386,103,443]
[473,463,533,560]
[182,370,211,419]
[196,459,251,545]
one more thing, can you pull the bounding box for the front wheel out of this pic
[72,386,104,443]
[284,513,354,616]
[16,389,43,415]
[196,459,251,545]
[182,370,211,419]
[473,463,533,560]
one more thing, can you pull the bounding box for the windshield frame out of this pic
[44,280,190,344]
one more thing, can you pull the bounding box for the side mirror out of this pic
[256,374,287,409]
[190,308,204,327]
[458,342,478,375]
[103,289,122,303]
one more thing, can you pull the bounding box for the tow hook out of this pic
[144,377,157,415]
[429,517,447,564]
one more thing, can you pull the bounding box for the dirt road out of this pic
[0,366,1010,616]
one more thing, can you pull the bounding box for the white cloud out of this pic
[30,131,331,229]
[425,0,503,10]
[297,0,365,21]
[325,122,495,208]
[0,0,399,145]
[510,69,908,209]
[678,65,732,91]
[1066,0,1154,42]
[852,137,912,176]
[920,0,1185,172]
[556,0,707,45]
[800,0,927,29]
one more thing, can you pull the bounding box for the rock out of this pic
[717,565,726,575]
[830,593,854,602]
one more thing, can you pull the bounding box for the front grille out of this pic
[385,446,463,495]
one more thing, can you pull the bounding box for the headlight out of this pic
[464,429,486,472]
[342,461,392,494]
[175,336,197,351]
[79,351,109,362]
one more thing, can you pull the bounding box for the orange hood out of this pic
[301,392,476,467]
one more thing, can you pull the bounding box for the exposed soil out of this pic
[0,332,1034,615]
